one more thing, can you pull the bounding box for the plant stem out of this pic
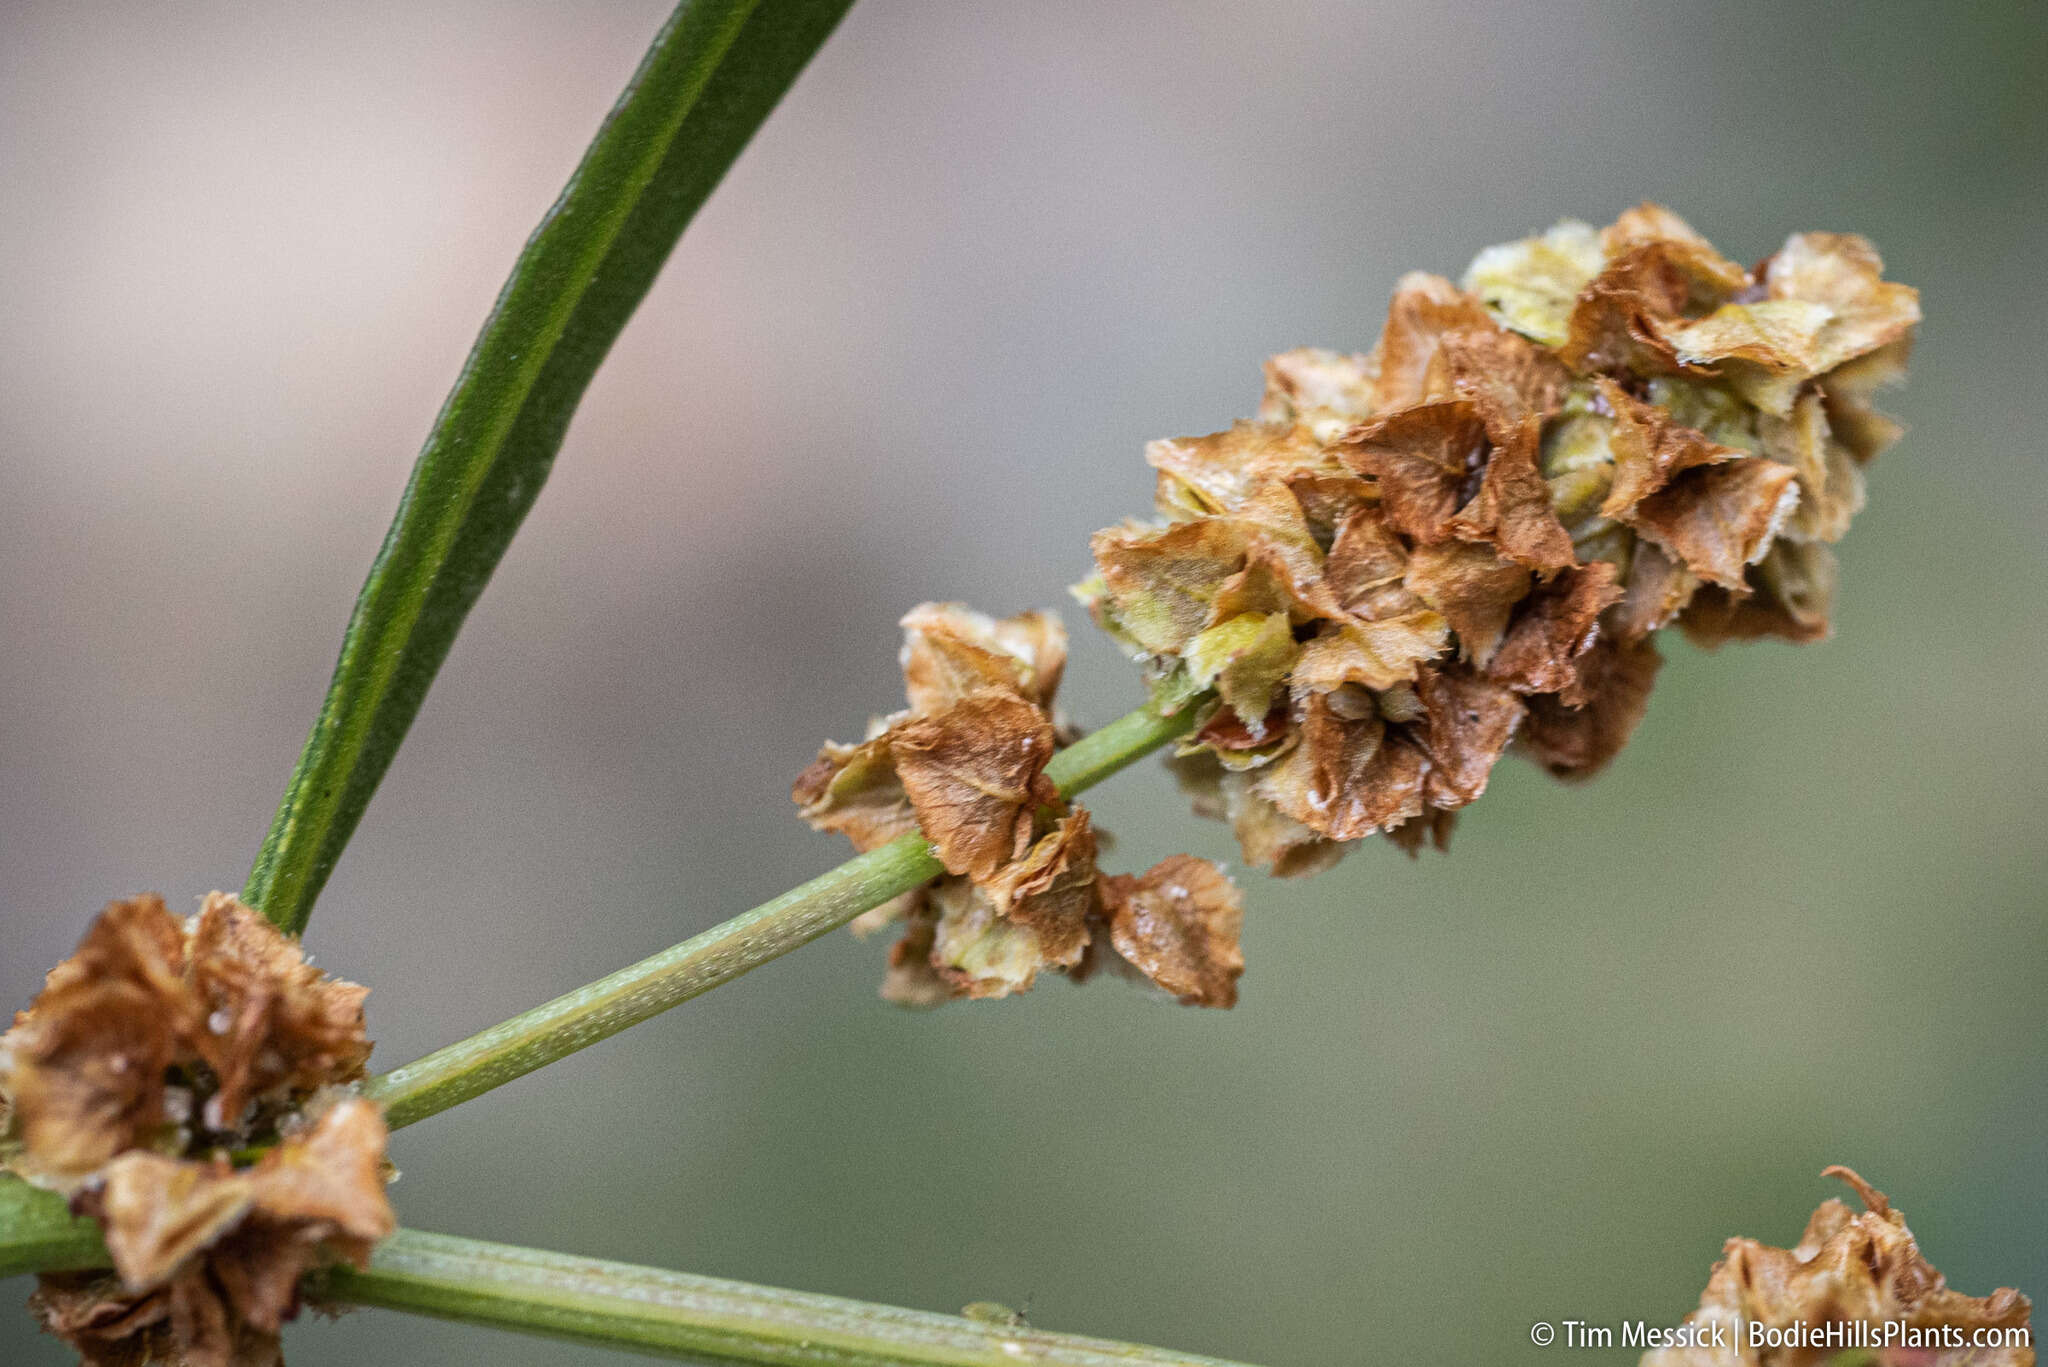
[0,1178,103,1280]
[244,0,854,936]
[0,1199,1252,1367]
[311,1228,1259,1366]
[364,691,1204,1130]
[370,832,943,1128]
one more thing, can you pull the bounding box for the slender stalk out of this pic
[365,692,1204,1130]
[0,1201,1254,1367]
[369,832,944,1128]
[312,1228,1259,1366]
[0,1179,103,1280]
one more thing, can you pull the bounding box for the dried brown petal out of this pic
[184,894,371,1135]
[1146,421,1329,517]
[1281,470,1379,549]
[1623,457,1800,590]
[1232,478,1326,556]
[1541,403,1621,524]
[1291,613,1450,695]
[1185,611,1299,725]
[879,906,954,1009]
[1262,694,1428,840]
[1598,202,1721,257]
[199,1099,394,1339]
[928,880,1048,1000]
[1103,856,1245,1008]
[244,1097,394,1263]
[1820,336,1912,464]
[1369,272,1494,411]
[1560,236,1748,377]
[891,690,1057,881]
[1756,389,1864,543]
[1,897,188,1182]
[94,1154,256,1293]
[1607,539,1700,643]
[986,809,1100,970]
[1415,668,1524,808]
[1448,416,1578,571]
[1517,635,1661,779]
[1438,324,1572,442]
[1258,348,1378,442]
[32,1272,183,1367]
[1765,233,1919,342]
[1323,505,1417,620]
[1385,807,1458,856]
[1643,1168,2033,1367]
[1340,401,1491,545]
[2,895,372,1187]
[1485,562,1624,697]
[1169,751,1344,878]
[1090,516,1258,655]
[1207,539,1348,628]
[1680,539,1838,647]
[33,1097,392,1367]
[1403,541,1531,668]
[898,603,1067,715]
[1661,233,1920,417]
[1,988,175,1186]
[1461,219,1604,347]
[792,732,918,853]
[1596,377,1744,517]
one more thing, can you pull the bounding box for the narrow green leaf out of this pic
[245,0,855,934]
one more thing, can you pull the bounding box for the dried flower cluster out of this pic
[1,893,393,1367]
[1642,1167,2033,1366]
[1077,204,1918,872]
[795,603,1245,1007]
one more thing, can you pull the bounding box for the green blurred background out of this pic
[2,1,2042,1362]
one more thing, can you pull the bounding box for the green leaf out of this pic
[244,0,854,935]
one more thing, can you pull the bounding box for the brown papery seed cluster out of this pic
[1076,204,1919,874]
[794,604,1245,1007]
[0,893,393,1367]
[1641,1168,2033,1366]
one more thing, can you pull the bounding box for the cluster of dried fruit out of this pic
[794,603,1245,1007]
[1642,1168,2033,1366]
[1077,205,1919,873]
[0,893,392,1367]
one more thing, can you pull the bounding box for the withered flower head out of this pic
[796,604,1245,1008]
[1078,205,1918,872]
[1,893,393,1367]
[1642,1167,2033,1366]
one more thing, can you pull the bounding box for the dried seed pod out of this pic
[795,605,1243,1009]
[1078,205,1917,871]
[1,894,394,1367]
[1642,1168,2033,1366]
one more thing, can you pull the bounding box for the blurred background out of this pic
[2,1,2043,1362]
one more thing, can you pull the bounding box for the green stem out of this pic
[364,692,1203,1130]
[0,1178,103,1280]
[0,1200,1251,1367]
[312,1228,1258,1366]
